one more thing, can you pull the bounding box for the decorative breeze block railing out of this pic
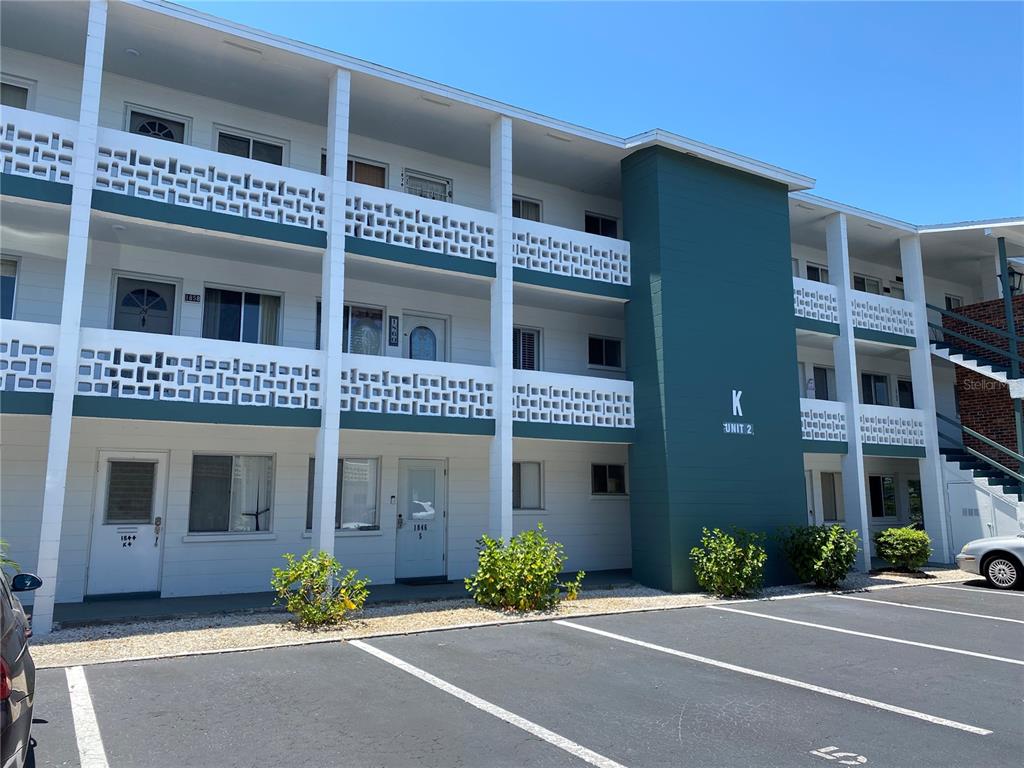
[340,354,495,419]
[800,398,847,443]
[0,320,58,392]
[345,182,496,262]
[793,277,839,326]
[76,329,321,409]
[94,127,327,230]
[850,290,916,339]
[0,106,76,184]
[512,370,634,428]
[511,218,630,286]
[858,404,926,448]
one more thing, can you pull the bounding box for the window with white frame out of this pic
[592,464,627,495]
[1,258,17,320]
[821,472,844,522]
[512,461,543,510]
[306,457,381,531]
[217,128,285,166]
[188,455,274,533]
[202,287,281,345]
[588,335,623,369]
[801,364,836,401]
[861,372,890,406]
[315,302,385,355]
[853,274,882,294]
[126,106,188,144]
[945,294,963,311]
[585,212,618,239]
[402,169,452,202]
[806,263,830,284]
[513,327,540,371]
[348,157,387,187]
[512,196,542,222]
[868,475,897,518]
[0,78,31,109]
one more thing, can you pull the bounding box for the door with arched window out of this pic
[113,277,176,335]
[403,313,447,362]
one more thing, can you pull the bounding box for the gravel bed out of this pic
[31,568,967,669]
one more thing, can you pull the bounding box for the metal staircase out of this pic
[927,302,1023,397]
[937,413,1023,502]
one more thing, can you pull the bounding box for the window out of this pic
[806,263,830,284]
[945,295,963,312]
[315,302,385,355]
[1,82,29,109]
[592,464,627,495]
[127,108,186,144]
[513,327,540,371]
[791,258,800,277]
[512,462,543,510]
[868,475,897,518]
[821,472,844,522]
[853,274,882,294]
[803,365,836,400]
[889,280,905,299]
[512,196,542,222]
[409,325,437,360]
[306,457,380,531]
[588,336,622,369]
[861,373,890,406]
[1,258,17,320]
[217,130,284,165]
[907,479,923,528]
[104,461,156,524]
[585,212,618,239]
[897,379,915,409]
[403,169,452,201]
[347,157,387,187]
[188,455,274,533]
[202,288,281,345]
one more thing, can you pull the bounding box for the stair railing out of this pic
[927,303,1023,373]
[936,412,1024,484]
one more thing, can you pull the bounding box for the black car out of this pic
[1,572,41,768]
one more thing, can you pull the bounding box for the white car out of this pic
[956,534,1024,589]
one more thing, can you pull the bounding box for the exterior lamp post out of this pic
[996,237,1023,471]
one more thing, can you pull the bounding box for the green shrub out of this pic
[780,525,859,588]
[270,551,370,627]
[465,523,585,611]
[689,528,767,597]
[0,539,18,575]
[874,527,932,571]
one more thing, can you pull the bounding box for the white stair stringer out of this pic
[930,343,1024,398]
[941,456,1024,555]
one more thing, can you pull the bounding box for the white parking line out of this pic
[554,620,992,736]
[923,584,1024,597]
[349,639,628,768]
[832,594,1024,624]
[709,605,1024,665]
[65,666,110,768]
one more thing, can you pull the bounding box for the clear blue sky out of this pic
[181,1,1022,224]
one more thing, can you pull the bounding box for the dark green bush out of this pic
[465,523,584,611]
[689,528,767,597]
[874,527,932,571]
[271,551,370,627]
[780,525,859,587]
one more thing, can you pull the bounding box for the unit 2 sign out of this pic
[722,389,754,436]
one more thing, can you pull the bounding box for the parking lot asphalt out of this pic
[30,581,1024,768]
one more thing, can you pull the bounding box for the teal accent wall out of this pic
[72,397,321,427]
[340,411,494,435]
[0,391,54,415]
[513,422,634,443]
[512,267,630,300]
[802,440,848,455]
[852,328,916,348]
[347,237,496,278]
[1,175,73,205]
[863,444,926,458]
[795,317,840,336]
[622,146,808,592]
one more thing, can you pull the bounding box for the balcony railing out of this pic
[340,353,495,419]
[0,106,77,184]
[793,277,839,326]
[800,398,847,442]
[93,127,328,231]
[511,218,630,286]
[858,404,925,448]
[76,328,322,409]
[0,320,58,392]
[850,290,916,339]
[512,369,634,428]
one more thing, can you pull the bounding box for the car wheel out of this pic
[983,554,1022,590]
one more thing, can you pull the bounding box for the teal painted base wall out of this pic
[0,392,54,415]
[1,175,73,205]
[622,147,808,593]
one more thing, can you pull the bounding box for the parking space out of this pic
[30,581,1024,768]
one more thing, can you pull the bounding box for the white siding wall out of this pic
[796,342,919,407]
[0,48,83,119]
[513,304,626,378]
[5,253,65,324]
[512,174,622,234]
[0,416,50,595]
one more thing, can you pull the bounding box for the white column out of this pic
[901,235,951,562]
[311,68,351,555]
[32,0,108,635]
[489,116,513,540]
[826,213,872,571]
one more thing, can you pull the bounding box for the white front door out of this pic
[87,451,168,596]
[395,459,446,579]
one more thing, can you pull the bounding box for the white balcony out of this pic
[76,328,322,409]
[512,369,634,429]
[849,290,916,339]
[0,106,77,184]
[0,319,58,392]
[93,127,328,231]
[800,398,847,443]
[793,277,839,326]
[858,404,926,448]
[511,218,630,286]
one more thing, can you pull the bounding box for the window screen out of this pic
[1,83,29,109]
[512,462,542,509]
[104,461,156,524]
[513,327,539,371]
[189,455,274,533]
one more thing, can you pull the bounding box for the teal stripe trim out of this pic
[513,421,635,443]
[513,267,630,300]
[801,439,848,454]
[853,328,917,348]
[340,411,494,435]
[1,174,73,205]
[863,443,927,458]
[345,237,496,278]
[0,391,54,415]
[72,396,321,427]
[90,190,328,248]
[795,317,841,336]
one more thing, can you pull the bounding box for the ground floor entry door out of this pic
[87,451,168,596]
[395,459,447,580]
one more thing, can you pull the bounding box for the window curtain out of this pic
[229,456,273,532]
[259,294,280,345]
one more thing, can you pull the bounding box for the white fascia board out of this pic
[790,191,918,233]
[917,218,1024,233]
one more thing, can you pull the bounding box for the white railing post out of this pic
[311,68,351,557]
[900,234,951,562]
[32,0,108,635]
[489,115,513,541]
[827,213,872,572]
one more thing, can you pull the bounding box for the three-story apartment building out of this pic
[2,0,1021,634]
